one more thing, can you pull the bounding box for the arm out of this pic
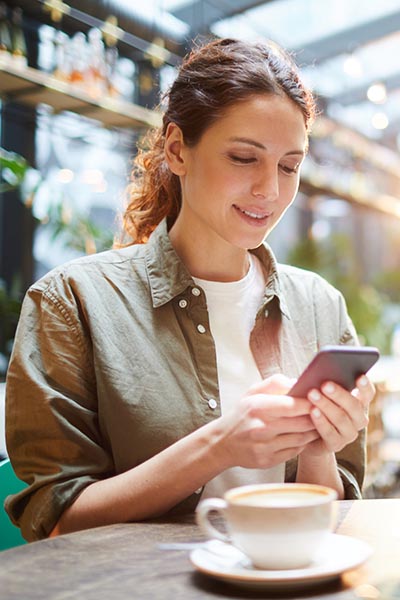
[7,284,318,538]
[295,374,374,499]
[51,377,319,536]
[296,280,369,498]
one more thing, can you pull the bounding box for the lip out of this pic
[233,204,272,226]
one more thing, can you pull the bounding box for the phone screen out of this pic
[289,345,380,397]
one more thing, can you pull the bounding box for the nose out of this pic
[251,166,279,201]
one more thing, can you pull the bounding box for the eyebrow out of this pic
[228,136,305,156]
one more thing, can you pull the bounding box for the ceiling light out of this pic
[145,37,171,68]
[101,15,124,47]
[43,0,70,23]
[343,54,362,78]
[371,112,389,130]
[57,168,74,183]
[81,169,104,186]
[367,83,387,104]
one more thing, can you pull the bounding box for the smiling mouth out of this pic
[233,205,271,220]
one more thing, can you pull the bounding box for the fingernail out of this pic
[358,375,368,387]
[323,382,335,394]
[312,407,321,418]
[309,389,320,402]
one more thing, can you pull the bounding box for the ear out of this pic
[164,122,187,176]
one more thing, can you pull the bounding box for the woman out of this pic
[5,38,374,542]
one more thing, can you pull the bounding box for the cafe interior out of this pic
[1,0,400,597]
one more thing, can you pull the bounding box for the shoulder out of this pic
[29,245,148,296]
[277,263,351,327]
[277,263,342,300]
[21,245,153,325]
[277,263,357,344]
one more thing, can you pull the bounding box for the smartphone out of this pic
[289,345,380,397]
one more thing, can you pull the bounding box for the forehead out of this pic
[203,94,308,151]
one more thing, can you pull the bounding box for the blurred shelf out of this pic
[0,57,161,130]
[302,116,400,217]
[300,175,400,218]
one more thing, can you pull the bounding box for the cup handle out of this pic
[195,498,230,542]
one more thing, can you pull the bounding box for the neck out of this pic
[169,218,250,282]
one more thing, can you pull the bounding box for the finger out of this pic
[354,375,375,410]
[275,430,320,449]
[248,394,312,419]
[250,415,316,441]
[309,407,344,451]
[250,431,320,468]
[309,405,359,452]
[310,384,368,431]
[266,445,311,466]
[309,385,360,436]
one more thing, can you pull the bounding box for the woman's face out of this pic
[168,93,308,252]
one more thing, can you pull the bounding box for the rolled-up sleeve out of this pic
[336,289,366,498]
[5,277,113,541]
[283,273,367,499]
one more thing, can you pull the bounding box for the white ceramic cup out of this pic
[196,483,338,570]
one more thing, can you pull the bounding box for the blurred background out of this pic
[1,0,400,494]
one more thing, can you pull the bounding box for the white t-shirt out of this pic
[193,253,285,499]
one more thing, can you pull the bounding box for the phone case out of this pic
[289,345,380,397]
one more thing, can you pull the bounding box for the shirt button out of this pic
[178,299,188,308]
[191,287,201,296]
[208,398,218,409]
[197,324,206,334]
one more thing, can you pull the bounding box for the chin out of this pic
[244,231,271,250]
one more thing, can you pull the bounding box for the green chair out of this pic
[0,458,27,551]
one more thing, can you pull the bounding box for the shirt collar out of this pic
[250,244,291,319]
[146,219,291,318]
[145,219,194,308]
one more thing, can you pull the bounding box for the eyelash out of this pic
[229,154,300,175]
[228,154,256,164]
[280,164,300,175]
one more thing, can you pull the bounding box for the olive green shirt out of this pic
[5,219,364,541]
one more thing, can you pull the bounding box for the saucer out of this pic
[190,534,373,590]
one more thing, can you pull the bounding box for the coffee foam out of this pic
[232,489,329,507]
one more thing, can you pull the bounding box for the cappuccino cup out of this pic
[196,483,338,570]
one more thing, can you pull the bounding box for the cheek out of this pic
[281,176,300,202]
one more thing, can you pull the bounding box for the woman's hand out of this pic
[299,375,374,458]
[213,374,319,471]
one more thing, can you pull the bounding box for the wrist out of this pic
[296,452,345,498]
[201,416,235,472]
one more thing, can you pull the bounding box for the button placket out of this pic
[177,286,219,414]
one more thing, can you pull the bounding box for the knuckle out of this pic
[350,431,358,443]
[247,405,260,419]
[335,413,348,429]
[249,425,266,442]
[239,396,254,416]
[295,432,310,445]
[252,448,271,469]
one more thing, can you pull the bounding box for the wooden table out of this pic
[1,499,400,599]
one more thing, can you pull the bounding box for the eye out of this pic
[279,162,300,175]
[228,154,257,164]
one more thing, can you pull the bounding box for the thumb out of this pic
[248,373,297,396]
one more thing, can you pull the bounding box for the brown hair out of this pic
[117,37,316,245]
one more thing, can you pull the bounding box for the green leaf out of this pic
[0,148,29,187]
